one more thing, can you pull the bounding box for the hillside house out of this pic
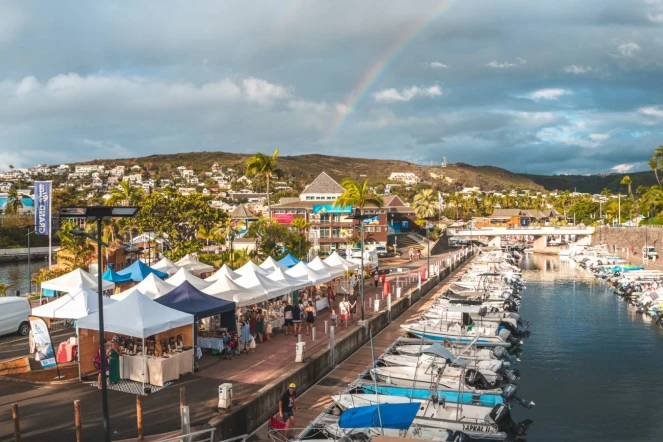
[389,172,420,185]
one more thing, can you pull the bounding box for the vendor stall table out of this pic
[120,349,193,387]
[315,297,330,312]
[197,337,225,352]
[56,341,78,363]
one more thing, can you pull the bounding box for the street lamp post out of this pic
[60,206,139,442]
[347,208,371,322]
[22,225,35,294]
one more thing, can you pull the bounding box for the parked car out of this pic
[643,246,658,259]
[336,249,348,258]
[0,297,31,337]
[349,250,379,271]
[374,245,388,258]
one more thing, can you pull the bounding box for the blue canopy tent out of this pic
[154,281,236,334]
[277,254,303,268]
[102,267,133,284]
[117,260,169,282]
[338,402,421,430]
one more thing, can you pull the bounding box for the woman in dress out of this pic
[240,317,251,354]
[304,302,316,336]
[108,339,122,384]
[257,309,266,343]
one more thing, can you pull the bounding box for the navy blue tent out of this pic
[338,403,421,430]
[154,281,234,319]
[117,260,169,282]
[277,254,303,268]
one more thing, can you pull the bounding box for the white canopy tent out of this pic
[259,257,288,273]
[205,264,241,282]
[202,274,268,307]
[286,262,333,285]
[31,285,117,320]
[41,268,115,293]
[234,269,292,299]
[166,268,211,291]
[78,290,194,337]
[268,268,311,291]
[114,273,175,301]
[308,257,345,278]
[236,261,270,277]
[324,252,359,270]
[152,257,181,276]
[175,254,215,275]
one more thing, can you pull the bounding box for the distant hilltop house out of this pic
[75,165,102,174]
[461,187,482,194]
[389,172,420,185]
[227,189,267,202]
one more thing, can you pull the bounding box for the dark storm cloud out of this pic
[0,0,662,174]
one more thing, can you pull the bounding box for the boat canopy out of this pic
[338,402,421,430]
[423,343,470,366]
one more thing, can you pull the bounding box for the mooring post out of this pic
[12,403,20,442]
[136,395,144,441]
[74,400,82,442]
[180,387,186,417]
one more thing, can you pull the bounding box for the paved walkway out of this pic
[0,252,460,442]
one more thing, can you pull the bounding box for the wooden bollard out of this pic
[136,395,144,441]
[74,400,82,442]
[180,387,186,416]
[12,403,20,442]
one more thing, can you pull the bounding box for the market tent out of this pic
[260,257,288,273]
[152,257,181,276]
[166,268,211,291]
[202,274,268,307]
[102,268,133,284]
[268,268,311,291]
[114,273,175,301]
[155,281,234,319]
[78,291,193,338]
[31,285,117,319]
[308,257,345,278]
[41,268,115,293]
[175,254,215,275]
[236,261,270,277]
[286,262,332,285]
[117,260,169,282]
[235,268,291,299]
[277,254,302,268]
[205,264,241,282]
[324,252,359,270]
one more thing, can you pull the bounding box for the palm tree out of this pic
[107,181,144,206]
[639,186,663,217]
[650,145,663,188]
[621,175,633,198]
[0,282,14,297]
[4,186,23,215]
[333,178,384,214]
[412,189,438,220]
[197,224,221,250]
[246,148,282,215]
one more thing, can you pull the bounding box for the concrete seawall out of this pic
[208,252,475,439]
[592,226,663,252]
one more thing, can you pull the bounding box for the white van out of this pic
[643,246,658,259]
[349,249,379,270]
[0,297,31,337]
[374,245,388,258]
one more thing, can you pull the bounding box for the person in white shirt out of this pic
[338,296,350,328]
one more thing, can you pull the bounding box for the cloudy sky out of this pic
[2,0,663,174]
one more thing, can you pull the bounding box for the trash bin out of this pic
[218,383,233,409]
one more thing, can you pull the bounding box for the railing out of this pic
[156,427,222,442]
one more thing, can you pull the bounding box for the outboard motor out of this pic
[498,328,521,346]
[489,404,534,436]
[464,369,495,389]
[492,346,519,364]
[501,384,536,409]
[448,431,469,442]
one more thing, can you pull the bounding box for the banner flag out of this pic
[29,316,57,368]
[34,181,52,236]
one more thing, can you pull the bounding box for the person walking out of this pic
[373,271,379,287]
[292,302,302,337]
[279,383,298,437]
[417,249,422,260]
[349,294,357,323]
[409,248,414,262]
[381,272,387,288]
[304,302,316,336]
[339,296,350,328]
[257,309,266,343]
[240,317,251,354]
[284,301,294,336]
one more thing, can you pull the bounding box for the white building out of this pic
[389,172,420,185]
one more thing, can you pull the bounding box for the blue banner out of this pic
[34,181,51,236]
[312,204,352,214]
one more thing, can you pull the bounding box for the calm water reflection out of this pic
[513,254,663,442]
[0,260,48,295]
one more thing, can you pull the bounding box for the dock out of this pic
[249,254,472,441]
[0,247,51,263]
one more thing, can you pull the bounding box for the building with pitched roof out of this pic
[271,172,416,255]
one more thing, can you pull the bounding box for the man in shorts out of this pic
[348,293,357,323]
[292,302,302,336]
[279,382,297,437]
[284,301,294,336]
[339,296,350,328]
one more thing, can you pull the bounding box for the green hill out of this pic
[523,171,656,194]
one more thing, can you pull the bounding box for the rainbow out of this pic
[329,0,456,138]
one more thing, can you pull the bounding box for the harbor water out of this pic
[0,260,48,295]
[513,254,663,441]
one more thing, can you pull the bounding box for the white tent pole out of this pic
[142,337,146,393]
